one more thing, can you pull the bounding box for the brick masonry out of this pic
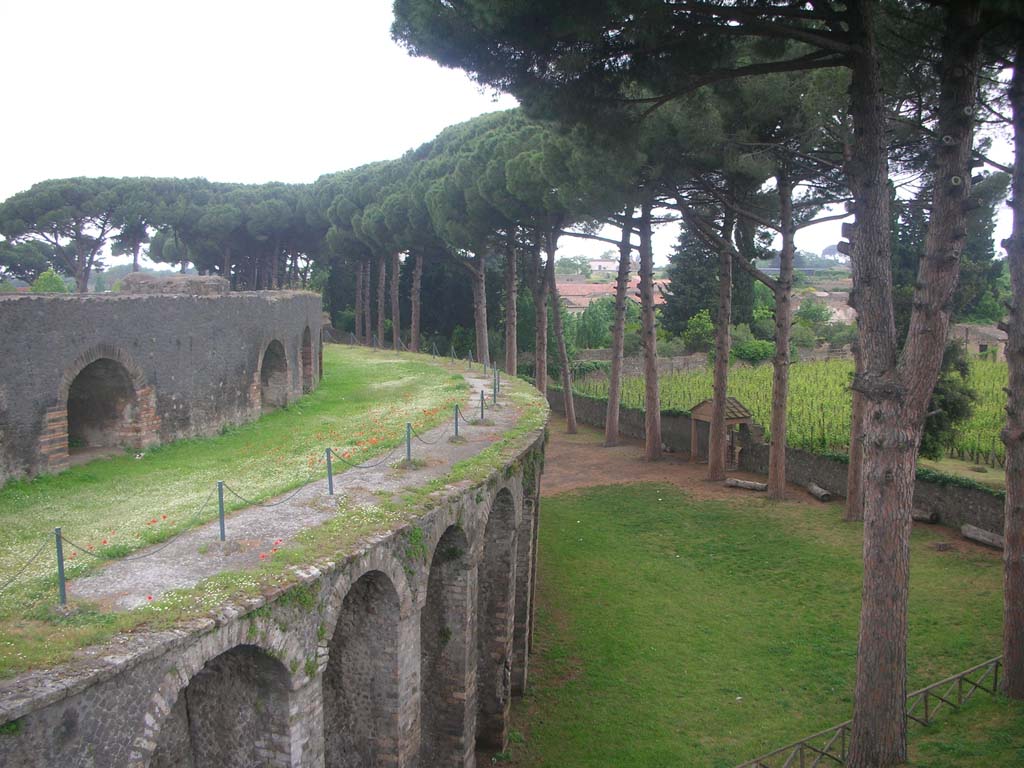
[0,291,323,486]
[0,433,546,768]
[549,389,1005,535]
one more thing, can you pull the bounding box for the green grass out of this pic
[908,695,1024,766]
[509,483,1006,767]
[0,346,470,674]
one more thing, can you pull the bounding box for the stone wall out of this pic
[547,389,711,457]
[740,440,1004,534]
[0,291,323,486]
[0,430,546,768]
[550,389,1004,535]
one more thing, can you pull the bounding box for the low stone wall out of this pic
[740,441,1004,534]
[547,389,711,457]
[0,427,547,768]
[551,389,1005,535]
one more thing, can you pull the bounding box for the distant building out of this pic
[556,278,668,313]
[951,323,1007,360]
[589,258,619,272]
[587,253,640,274]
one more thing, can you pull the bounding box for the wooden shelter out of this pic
[689,397,754,468]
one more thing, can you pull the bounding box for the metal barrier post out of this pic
[406,422,412,464]
[217,481,226,541]
[480,390,485,421]
[54,527,66,606]
[325,448,334,496]
[454,404,460,438]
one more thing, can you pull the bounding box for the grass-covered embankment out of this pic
[509,482,1019,767]
[0,346,470,674]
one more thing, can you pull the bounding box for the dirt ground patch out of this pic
[541,423,1002,559]
[544,423,827,507]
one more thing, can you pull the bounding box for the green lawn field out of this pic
[507,483,1019,767]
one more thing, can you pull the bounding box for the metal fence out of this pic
[735,657,1003,768]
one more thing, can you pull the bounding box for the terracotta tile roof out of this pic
[556,279,667,308]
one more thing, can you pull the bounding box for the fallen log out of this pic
[912,509,939,524]
[724,478,767,492]
[961,524,1004,550]
[806,482,832,502]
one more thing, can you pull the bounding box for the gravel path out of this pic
[69,371,520,611]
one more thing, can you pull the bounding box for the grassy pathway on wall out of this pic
[0,346,467,674]
[509,483,1021,767]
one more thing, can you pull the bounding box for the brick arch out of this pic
[134,629,298,768]
[476,486,520,753]
[57,343,149,403]
[256,338,290,411]
[421,523,473,766]
[39,344,158,474]
[322,550,415,633]
[322,568,404,767]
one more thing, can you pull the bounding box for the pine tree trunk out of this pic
[845,343,866,521]
[1002,41,1024,700]
[354,261,364,342]
[221,246,230,282]
[390,251,401,350]
[133,243,142,274]
[768,175,794,500]
[848,3,981,765]
[549,250,578,434]
[376,252,386,347]
[362,261,372,346]
[411,252,423,352]
[533,245,551,395]
[270,242,280,290]
[708,212,735,480]
[605,214,633,447]
[504,248,518,375]
[468,255,490,368]
[638,201,661,461]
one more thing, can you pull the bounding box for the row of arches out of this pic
[146,487,533,768]
[53,328,318,464]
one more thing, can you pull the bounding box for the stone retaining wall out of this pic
[0,428,546,768]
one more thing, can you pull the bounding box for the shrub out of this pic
[794,298,832,333]
[824,321,857,349]
[30,268,68,293]
[732,338,775,364]
[789,323,817,349]
[682,309,715,352]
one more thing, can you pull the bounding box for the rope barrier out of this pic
[0,539,49,595]
[328,443,402,470]
[3,365,488,606]
[411,423,452,445]
[223,481,310,509]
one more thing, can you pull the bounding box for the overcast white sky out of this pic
[0,1,1012,269]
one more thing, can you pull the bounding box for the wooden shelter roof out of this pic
[689,397,753,423]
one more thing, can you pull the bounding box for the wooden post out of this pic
[690,419,698,462]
